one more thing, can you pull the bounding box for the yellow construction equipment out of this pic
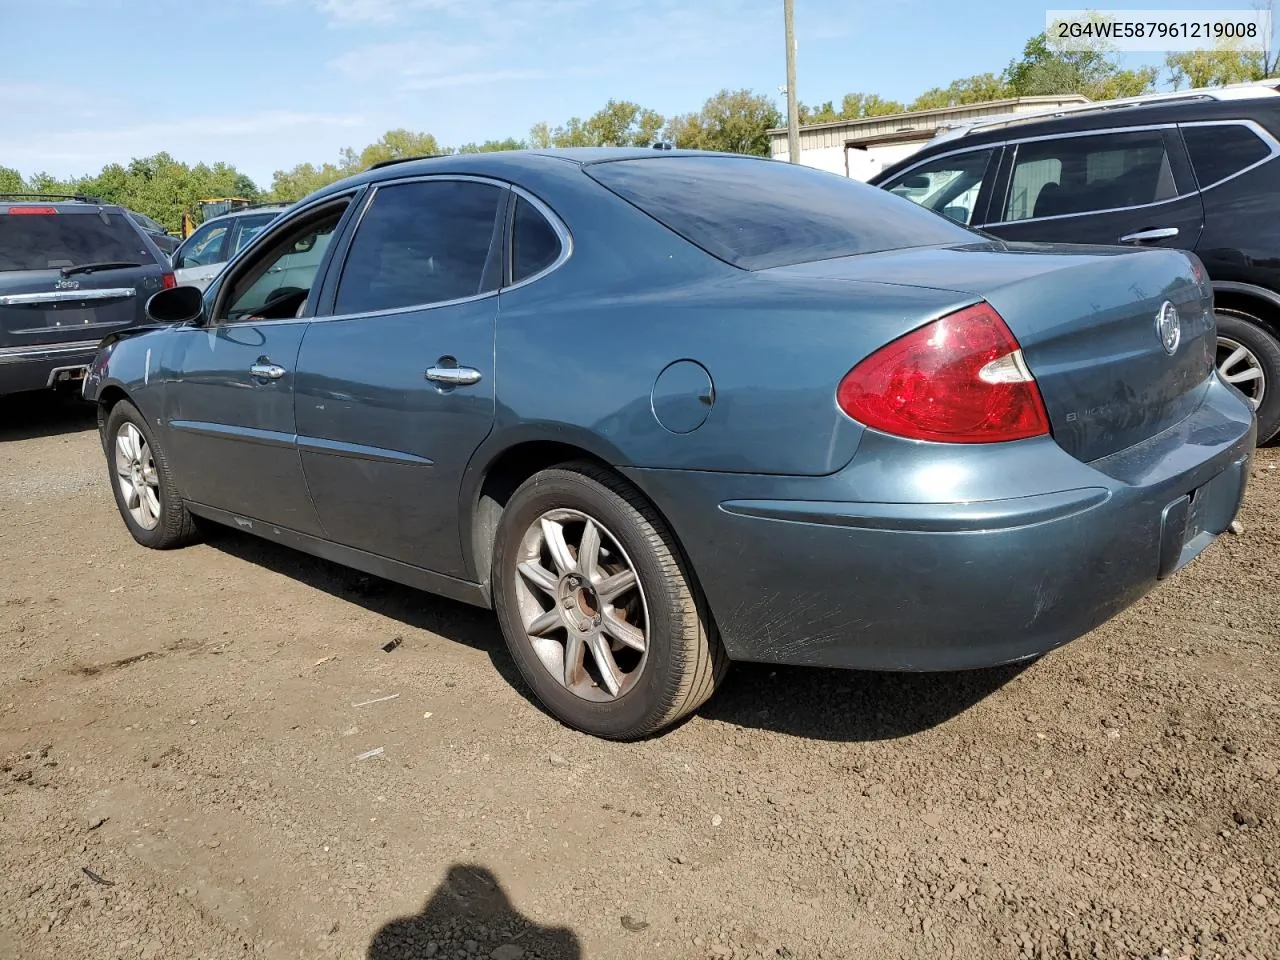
[182,198,252,238]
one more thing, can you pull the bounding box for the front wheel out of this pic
[1216,309,1280,444]
[104,400,201,549]
[491,462,727,740]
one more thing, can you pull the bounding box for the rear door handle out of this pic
[425,365,482,386]
[250,360,286,380]
[1119,227,1179,244]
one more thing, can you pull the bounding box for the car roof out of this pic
[871,89,1280,185]
[306,147,771,202]
[0,194,126,214]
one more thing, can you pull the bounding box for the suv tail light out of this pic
[161,272,177,290]
[7,206,58,215]
[836,301,1051,443]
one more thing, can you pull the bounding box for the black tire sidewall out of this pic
[104,402,179,548]
[1216,310,1280,444]
[492,470,690,740]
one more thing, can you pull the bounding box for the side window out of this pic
[511,196,562,282]
[175,222,229,269]
[334,180,503,315]
[880,149,995,225]
[220,208,347,322]
[1002,131,1176,222]
[1181,123,1273,189]
[230,214,277,255]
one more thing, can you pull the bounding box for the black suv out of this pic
[0,194,175,397]
[870,80,1280,443]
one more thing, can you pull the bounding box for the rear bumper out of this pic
[625,376,1255,672]
[0,340,98,396]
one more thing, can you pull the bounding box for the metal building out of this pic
[767,95,1091,180]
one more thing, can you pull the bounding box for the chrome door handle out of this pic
[250,361,286,380]
[425,366,482,386]
[1119,227,1179,244]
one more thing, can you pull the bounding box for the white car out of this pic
[172,205,287,290]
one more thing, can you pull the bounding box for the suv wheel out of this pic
[1216,309,1280,444]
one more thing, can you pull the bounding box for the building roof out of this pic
[765,94,1092,141]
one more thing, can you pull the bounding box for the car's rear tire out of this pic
[104,400,201,550]
[1216,309,1280,444]
[491,461,727,740]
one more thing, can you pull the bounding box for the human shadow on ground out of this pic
[0,391,96,442]
[367,864,581,960]
[203,525,1031,743]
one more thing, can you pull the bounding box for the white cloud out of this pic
[315,0,462,24]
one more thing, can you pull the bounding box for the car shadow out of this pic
[696,658,1033,743]
[202,526,1030,744]
[0,391,96,442]
[367,863,582,960]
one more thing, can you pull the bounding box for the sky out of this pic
[0,0,1269,189]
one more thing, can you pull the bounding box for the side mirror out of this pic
[293,234,316,254]
[146,285,206,325]
[902,174,930,189]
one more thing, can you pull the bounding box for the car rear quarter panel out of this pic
[488,162,980,478]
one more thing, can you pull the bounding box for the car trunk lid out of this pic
[770,241,1216,462]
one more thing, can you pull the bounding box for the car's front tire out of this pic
[104,400,201,550]
[1216,309,1280,444]
[491,462,727,740]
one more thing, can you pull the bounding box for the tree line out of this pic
[3,24,1275,233]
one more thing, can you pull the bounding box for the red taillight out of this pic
[836,302,1051,444]
[7,206,58,215]
[161,273,177,290]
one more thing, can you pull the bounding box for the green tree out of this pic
[582,99,665,147]
[1005,25,1156,100]
[0,166,27,193]
[549,116,593,147]
[911,73,1012,110]
[664,89,781,156]
[344,129,444,169]
[528,121,553,149]
[798,92,906,123]
[455,138,528,153]
[1167,33,1278,89]
[268,162,349,202]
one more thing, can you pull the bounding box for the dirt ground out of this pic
[1,391,1279,960]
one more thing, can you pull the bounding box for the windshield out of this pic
[0,210,156,272]
[584,155,975,270]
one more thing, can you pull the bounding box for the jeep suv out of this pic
[871,80,1280,443]
[0,194,174,397]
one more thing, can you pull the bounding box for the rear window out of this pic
[0,209,155,272]
[584,156,975,270]
[1181,122,1273,188]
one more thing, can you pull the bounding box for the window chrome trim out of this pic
[1176,118,1280,191]
[876,145,1002,191]
[0,288,135,306]
[985,124,1192,228]
[502,184,574,293]
[891,116,1280,227]
[316,174,572,321]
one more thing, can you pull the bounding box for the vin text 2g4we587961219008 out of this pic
[83,149,1254,740]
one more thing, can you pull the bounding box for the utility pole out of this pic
[784,0,800,162]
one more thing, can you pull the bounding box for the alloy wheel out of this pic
[512,508,649,701]
[114,422,161,531]
[1217,335,1266,410]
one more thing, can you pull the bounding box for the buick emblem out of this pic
[1156,301,1180,356]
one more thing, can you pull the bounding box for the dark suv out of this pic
[0,194,175,397]
[870,80,1280,443]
